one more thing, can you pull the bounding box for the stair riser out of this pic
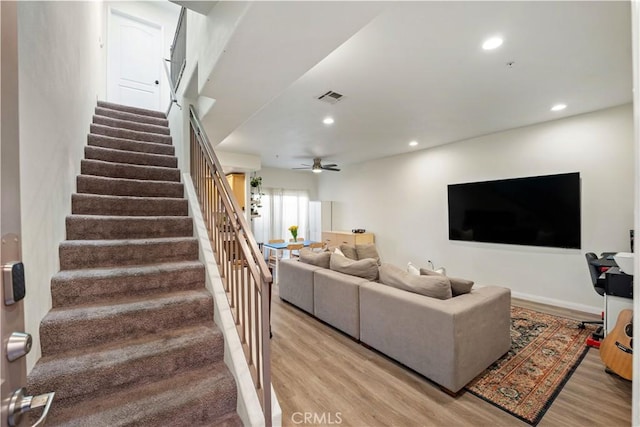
[140,376,237,427]
[66,216,193,241]
[72,194,188,216]
[91,124,172,145]
[40,296,214,356]
[59,239,199,270]
[77,176,184,198]
[93,115,170,135]
[81,160,180,182]
[85,146,177,168]
[30,335,224,405]
[97,100,166,119]
[51,263,204,307]
[88,134,174,156]
[95,107,169,127]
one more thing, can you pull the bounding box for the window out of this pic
[252,188,309,243]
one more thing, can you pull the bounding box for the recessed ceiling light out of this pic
[409,141,418,147]
[550,104,567,112]
[323,117,334,125]
[482,37,503,50]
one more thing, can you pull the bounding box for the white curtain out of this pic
[252,188,309,243]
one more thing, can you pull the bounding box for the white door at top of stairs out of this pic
[107,9,162,111]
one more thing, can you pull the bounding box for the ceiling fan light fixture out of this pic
[312,168,323,174]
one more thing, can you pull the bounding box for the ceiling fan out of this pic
[293,158,341,173]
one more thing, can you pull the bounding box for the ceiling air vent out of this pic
[317,90,344,105]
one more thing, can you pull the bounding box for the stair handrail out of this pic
[188,105,273,426]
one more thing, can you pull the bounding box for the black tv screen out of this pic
[448,172,581,249]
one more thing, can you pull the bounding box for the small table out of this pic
[262,240,318,282]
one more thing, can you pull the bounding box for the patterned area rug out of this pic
[465,306,594,426]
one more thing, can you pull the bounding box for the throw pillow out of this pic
[333,247,345,256]
[330,253,379,281]
[380,264,452,300]
[299,248,331,269]
[407,262,420,276]
[419,268,474,296]
[340,244,359,261]
[356,243,381,265]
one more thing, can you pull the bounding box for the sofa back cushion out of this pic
[356,243,381,265]
[330,253,379,281]
[380,264,452,300]
[299,248,331,269]
[339,244,359,260]
[419,268,474,296]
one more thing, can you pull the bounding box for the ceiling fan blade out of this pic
[292,166,311,170]
[322,166,341,171]
[322,163,338,168]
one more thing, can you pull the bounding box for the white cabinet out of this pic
[309,201,332,242]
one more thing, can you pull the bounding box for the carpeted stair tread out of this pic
[210,412,244,427]
[88,134,174,156]
[85,145,177,168]
[40,290,214,356]
[66,214,192,240]
[77,175,184,198]
[93,115,170,135]
[59,237,198,270]
[95,106,169,127]
[97,100,166,119]
[29,100,240,426]
[91,123,172,145]
[51,260,204,307]
[28,325,224,405]
[81,159,180,182]
[36,362,237,427]
[72,193,188,216]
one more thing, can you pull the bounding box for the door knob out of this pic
[8,388,55,427]
[154,80,159,85]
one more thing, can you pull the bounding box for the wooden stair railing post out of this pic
[188,106,272,426]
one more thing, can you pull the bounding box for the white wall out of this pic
[318,104,634,313]
[258,167,319,200]
[18,1,104,371]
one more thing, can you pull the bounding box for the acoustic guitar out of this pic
[599,309,633,380]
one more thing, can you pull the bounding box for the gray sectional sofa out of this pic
[278,258,511,393]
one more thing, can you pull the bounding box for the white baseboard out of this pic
[510,290,601,315]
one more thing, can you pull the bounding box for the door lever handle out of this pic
[8,388,55,427]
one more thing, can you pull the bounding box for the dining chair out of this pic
[286,243,304,259]
[267,239,285,271]
[309,242,325,252]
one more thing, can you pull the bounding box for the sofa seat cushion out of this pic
[380,263,452,300]
[420,268,474,296]
[330,253,379,281]
[299,247,331,269]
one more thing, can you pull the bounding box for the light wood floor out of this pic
[270,289,632,427]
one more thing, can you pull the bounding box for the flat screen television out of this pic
[448,172,581,249]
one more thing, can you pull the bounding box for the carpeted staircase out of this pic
[27,101,241,426]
